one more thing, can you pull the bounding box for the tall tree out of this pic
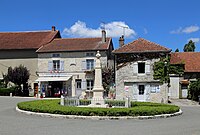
[175,48,179,52]
[153,57,184,84]
[183,40,195,52]
[5,65,30,96]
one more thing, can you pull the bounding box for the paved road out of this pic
[0,96,200,135]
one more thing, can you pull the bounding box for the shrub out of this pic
[17,99,180,117]
[0,87,15,96]
[105,100,125,107]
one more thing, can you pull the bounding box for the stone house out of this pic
[113,38,171,103]
[169,52,200,99]
[35,30,114,98]
[0,26,61,89]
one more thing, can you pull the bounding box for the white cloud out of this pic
[187,38,200,43]
[62,21,136,38]
[170,25,200,34]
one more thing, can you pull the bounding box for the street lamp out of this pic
[164,61,170,103]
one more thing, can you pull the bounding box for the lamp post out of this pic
[164,61,170,103]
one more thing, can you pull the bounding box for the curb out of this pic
[16,106,183,120]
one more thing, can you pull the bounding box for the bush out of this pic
[105,100,125,107]
[0,87,15,96]
[188,79,200,101]
[17,99,180,117]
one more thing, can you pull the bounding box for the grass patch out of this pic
[17,99,180,117]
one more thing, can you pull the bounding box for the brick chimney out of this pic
[52,26,56,31]
[119,35,125,47]
[102,30,106,43]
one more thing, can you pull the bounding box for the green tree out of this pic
[175,48,179,52]
[188,79,200,101]
[183,40,195,52]
[5,65,30,96]
[153,57,184,84]
[102,67,115,95]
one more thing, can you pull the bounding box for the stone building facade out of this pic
[36,31,114,98]
[113,38,171,103]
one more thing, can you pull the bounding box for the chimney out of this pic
[119,35,125,47]
[102,30,106,43]
[52,26,56,31]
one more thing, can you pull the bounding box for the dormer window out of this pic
[52,53,60,58]
[86,52,94,57]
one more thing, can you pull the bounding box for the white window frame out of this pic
[53,60,60,71]
[86,79,94,90]
[86,59,94,70]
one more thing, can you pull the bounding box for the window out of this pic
[138,62,145,73]
[86,59,94,70]
[86,52,94,57]
[151,85,160,93]
[138,85,145,95]
[76,79,82,89]
[87,80,94,90]
[52,53,60,58]
[53,60,60,71]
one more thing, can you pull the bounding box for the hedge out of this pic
[0,87,15,96]
[17,99,180,117]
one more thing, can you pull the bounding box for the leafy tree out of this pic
[2,73,9,88]
[175,48,179,52]
[153,57,184,84]
[5,65,30,96]
[188,79,200,101]
[102,67,115,95]
[183,40,195,52]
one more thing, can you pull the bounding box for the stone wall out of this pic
[115,58,168,103]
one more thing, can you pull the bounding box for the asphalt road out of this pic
[0,96,200,135]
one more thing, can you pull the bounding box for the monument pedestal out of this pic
[89,51,107,107]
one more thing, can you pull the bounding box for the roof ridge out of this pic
[53,37,112,40]
[0,30,57,33]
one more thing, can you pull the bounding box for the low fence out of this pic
[60,96,130,108]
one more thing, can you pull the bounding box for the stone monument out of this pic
[90,51,105,106]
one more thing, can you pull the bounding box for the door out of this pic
[75,79,82,97]
[137,85,146,101]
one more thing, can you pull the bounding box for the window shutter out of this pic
[133,62,138,74]
[48,61,53,71]
[81,80,87,90]
[145,61,151,75]
[60,60,64,71]
[145,84,151,101]
[93,60,96,69]
[132,84,138,100]
[82,60,86,70]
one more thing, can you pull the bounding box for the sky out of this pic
[1,0,200,51]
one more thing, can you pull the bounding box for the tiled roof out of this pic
[0,30,60,50]
[37,37,112,52]
[170,52,200,72]
[113,38,171,53]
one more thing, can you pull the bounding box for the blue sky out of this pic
[1,0,200,51]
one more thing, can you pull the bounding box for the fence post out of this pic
[60,95,65,106]
[125,97,130,108]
